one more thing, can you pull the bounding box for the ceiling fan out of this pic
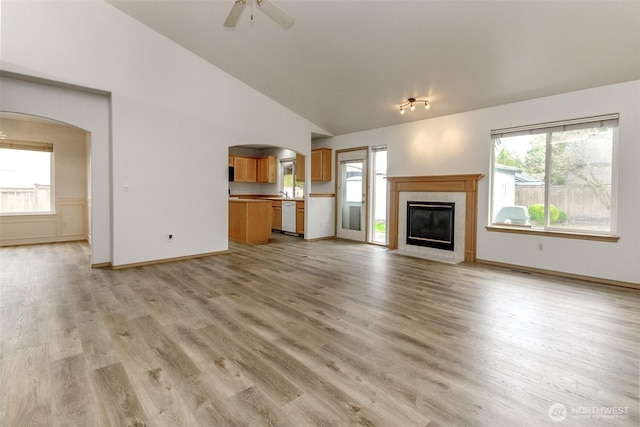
[224,0,294,29]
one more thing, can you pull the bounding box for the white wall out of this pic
[0,76,111,264]
[1,0,326,266]
[306,196,335,240]
[317,81,640,284]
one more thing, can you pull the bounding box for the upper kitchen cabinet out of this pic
[232,156,257,182]
[257,156,277,183]
[295,152,305,182]
[230,155,277,183]
[311,148,332,181]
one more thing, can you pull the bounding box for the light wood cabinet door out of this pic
[233,157,247,182]
[271,201,282,230]
[233,157,257,182]
[311,148,332,181]
[257,156,277,183]
[296,200,304,235]
[295,153,305,182]
[245,157,257,182]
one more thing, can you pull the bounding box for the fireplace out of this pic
[406,201,455,251]
[388,174,483,262]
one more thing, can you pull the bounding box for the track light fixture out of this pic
[399,97,430,115]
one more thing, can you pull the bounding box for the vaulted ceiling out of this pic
[107,1,640,136]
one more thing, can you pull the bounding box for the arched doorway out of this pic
[0,112,90,246]
[0,73,111,266]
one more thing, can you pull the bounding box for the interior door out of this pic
[336,149,367,241]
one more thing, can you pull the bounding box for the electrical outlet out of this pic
[538,242,543,251]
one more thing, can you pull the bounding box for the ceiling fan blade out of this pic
[223,0,245,28]
[257,0,294,29]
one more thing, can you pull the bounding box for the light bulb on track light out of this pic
[398,97,431,114]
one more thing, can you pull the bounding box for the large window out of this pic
[0,141,54,214]
[490,115,617,235]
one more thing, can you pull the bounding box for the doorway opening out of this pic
[0,112,90,247]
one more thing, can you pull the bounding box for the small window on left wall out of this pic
[0,141,54,214]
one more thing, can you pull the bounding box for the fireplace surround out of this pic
[388,174,483,262]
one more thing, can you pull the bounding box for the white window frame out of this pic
[0,140,55,216]
[489,114,619,239]
[279,157,304,199]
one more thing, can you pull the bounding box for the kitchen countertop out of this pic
[228,195,304,202]
[228,198,272,203]
[267,197,304,201]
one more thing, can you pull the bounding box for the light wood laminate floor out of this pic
[1,236,638,426]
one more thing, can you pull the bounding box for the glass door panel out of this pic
[336,150,367,241]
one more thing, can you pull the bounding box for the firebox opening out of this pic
[406,201,455,251]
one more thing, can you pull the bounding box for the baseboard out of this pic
[111,250,229,270]
[305,236,336,241]
[476,259,640,291]
[1,237,87,247]
[91,262,111,269]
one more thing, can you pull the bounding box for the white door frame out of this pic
[369,145,388,245]
[335,148,368,241]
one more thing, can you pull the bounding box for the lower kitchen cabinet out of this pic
[296,200,304,235]
[271,200,282,231]
[229,199,272,244]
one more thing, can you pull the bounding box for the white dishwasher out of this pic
[281,201,297,233]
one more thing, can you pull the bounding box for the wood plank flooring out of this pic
[1,235,638,426]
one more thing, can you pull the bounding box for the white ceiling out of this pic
[107,0,640,137]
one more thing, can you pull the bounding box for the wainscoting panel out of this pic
[0,198,88,246]
[0,217,58,242]
[60,200,86,237]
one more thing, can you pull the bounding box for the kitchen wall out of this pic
[315,81,640,285]
[1,0,327,266]
[228,146,302,196]
[0,117,89,246]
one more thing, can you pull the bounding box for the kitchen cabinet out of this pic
[229,199,272,244]
[311,148,332,181]
[296,200,305,235]
[271,200,282,230]
[295,152,305,182]
[233,156,257,182]
[230,155,275,183]
[257,156,277,183]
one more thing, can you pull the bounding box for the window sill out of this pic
[1,212,56,218]
[485,225,620,243]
